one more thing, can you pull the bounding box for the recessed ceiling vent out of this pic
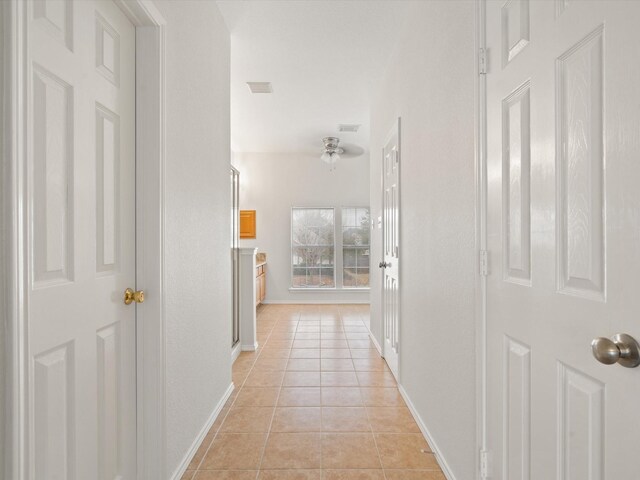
[338,124,360,133]
[247,82,273,94]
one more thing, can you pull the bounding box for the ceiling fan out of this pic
[320,137,344,168]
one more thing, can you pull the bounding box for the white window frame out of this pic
[290,206,371,291]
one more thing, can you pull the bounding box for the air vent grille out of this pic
[338,124,360,133]
[247,82,273,94]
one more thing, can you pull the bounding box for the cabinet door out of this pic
[256,276,261,305]
[260,274,266,302]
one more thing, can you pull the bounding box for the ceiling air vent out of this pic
[338,124,360,133]
[247,82,273,94]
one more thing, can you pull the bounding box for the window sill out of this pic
[288,287,370,293]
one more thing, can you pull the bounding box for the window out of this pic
[291,208,335,288]
[342,207,370,288]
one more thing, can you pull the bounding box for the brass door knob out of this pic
[124,288,145,305]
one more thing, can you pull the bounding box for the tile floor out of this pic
[182,304,446,480]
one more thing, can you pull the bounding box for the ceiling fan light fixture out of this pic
[321,137,344,170]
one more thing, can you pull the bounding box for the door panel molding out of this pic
[2,1,167,479]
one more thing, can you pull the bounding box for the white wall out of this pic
[232,151,370,304]
[369,2,477,479]
[154,1,232,477]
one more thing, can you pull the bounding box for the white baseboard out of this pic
[368,331,382,356]
[398,384,457,480]
[241,342,258,351]
[231,343,241,362]
[170,382,235,480]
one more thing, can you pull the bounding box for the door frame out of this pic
[379,117,401,378]
[2,1,168,478]
[475,0,489,479]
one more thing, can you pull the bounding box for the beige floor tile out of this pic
[283,371,321,387]
[375,434,437,469]
[253,357,289,371]
[356,371,396,387]
[201,433,267,470]
[343,326,369,333]
[321,340,349,349]
[260,349,292,359]
[220,406,275,433]
[287,359,321,371]
[321,433,382,469]
[296,326,321,333]
[209,409,229,435]
[321,372,359,387]
[181,469,196,480]
[344,332,370,340]
[321,407,370,432]
[320,326,343,333]
[366,407,420,433]
[321,387,363,406]
[290,349,321,359]
[272,326,298,333]
[350,349,381,360]
[194,471,258,480]
[272,407,322,432]
[348,340,375,349]
[320,349,352,359]
[360,388,405,407]
[232,372,248,387]
[383,471,446,480]
[245,370,285,387]
[322,470,385,480]
[321,358,355,371]
[352,358,389,372]
[269,332,296,340]
[258,470,321,480]
[261,433,322,469]
[320,332,346,340]
[293,340,321,349]
[234,387,280,407]
[295,333,321,340]
[187,431,215,469]
[278,387,322,407]
[265,340,295,349]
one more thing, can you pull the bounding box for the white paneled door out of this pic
[27,1,136,478]
[381,119,400,380]
[486,1,640,479]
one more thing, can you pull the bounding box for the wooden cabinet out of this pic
[256,263,266,305]
[240,210,256,239]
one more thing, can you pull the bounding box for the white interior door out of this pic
[26,0,136,478]
[486,1,640,479]
[381,119,400,380]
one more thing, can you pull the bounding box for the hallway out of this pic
[182,304,445,480]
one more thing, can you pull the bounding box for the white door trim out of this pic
[475,0,488,479]
[1,1,168,479]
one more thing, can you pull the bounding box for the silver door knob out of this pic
[591,334,640,368]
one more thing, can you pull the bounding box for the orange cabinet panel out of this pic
[240,210,256,239]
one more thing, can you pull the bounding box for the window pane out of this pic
[342,207,370,288]
[292,208,335,288]
[343,248,357,267]
[320,269,335,288]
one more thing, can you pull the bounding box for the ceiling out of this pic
[216,0,414,155]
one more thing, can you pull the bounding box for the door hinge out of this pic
[479,48,488,75]
[479,250,489,276]
[480,449,492,479]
